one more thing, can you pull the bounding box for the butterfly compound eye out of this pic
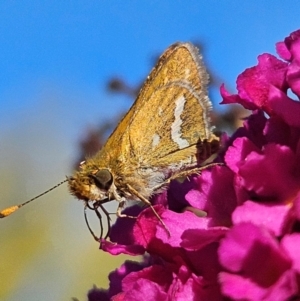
[92,169,113,190]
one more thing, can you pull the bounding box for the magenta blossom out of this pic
[88,29,300,300]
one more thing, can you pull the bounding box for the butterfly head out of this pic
[68,161,115,202]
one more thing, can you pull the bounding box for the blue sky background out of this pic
[0,2,299,301]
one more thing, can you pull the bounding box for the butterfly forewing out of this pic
[100,43,215,169]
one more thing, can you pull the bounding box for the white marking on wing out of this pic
[152,133,160,148]
[171,95,189,149]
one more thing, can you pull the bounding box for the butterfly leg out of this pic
[84,202,102,241]
[116,198,137,219]
[83,200,112,240]
[126,184,170,236]
[152,162,221,193]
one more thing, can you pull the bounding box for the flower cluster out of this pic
[88,30,300,301]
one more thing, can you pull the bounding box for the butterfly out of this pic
[68,42,219,238]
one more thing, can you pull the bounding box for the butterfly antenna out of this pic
[0,179,68,218]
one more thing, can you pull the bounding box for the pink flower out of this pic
[222,29,300,128]
[220,54,288,114]
[218,223,297,301]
